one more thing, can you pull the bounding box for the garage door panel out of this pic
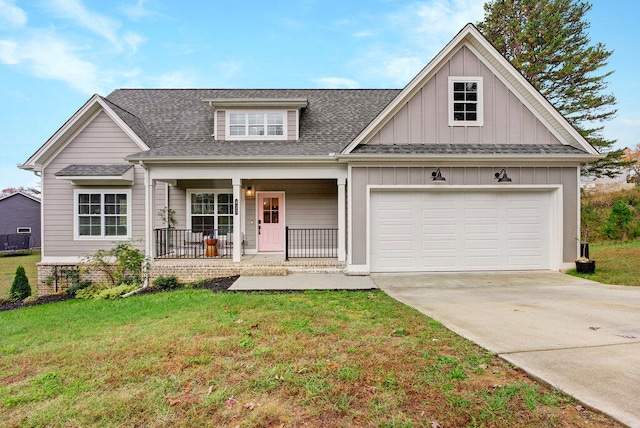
[371,190,551,272]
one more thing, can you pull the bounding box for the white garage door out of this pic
[370,190,551,272]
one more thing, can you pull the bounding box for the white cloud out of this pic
[2,31,106,94]
[123,31,146,54]
[121,0,153,21]
[313,77,361,89]
[0,0,27,29]
[152,71,198,88]
[45,0,145,53]
[354,30,375,38]
[620,118,640,127]
[353,0,485,87]
[381,57,425,86]
[0,39,20,64]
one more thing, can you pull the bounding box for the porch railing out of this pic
[154,228,235,259]
[285,227,338,260]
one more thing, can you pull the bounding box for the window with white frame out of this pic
[17,227,31,234]
[448,77,483,126]
[76,191,130,238]
[227,111,285,139]
[189,191,234,234]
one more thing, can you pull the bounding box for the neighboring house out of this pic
[0,191,41,249]
[19,24,600,293]
[580,168,634,193]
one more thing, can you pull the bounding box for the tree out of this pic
[478,0,627,178]
[10,265,31,302]
[623,144,640,184]
[1,186,40,199]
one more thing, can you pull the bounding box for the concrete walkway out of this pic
[372,272,640,428]
[230,273,378,290]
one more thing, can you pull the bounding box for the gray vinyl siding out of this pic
[366,46,562,146]
[216,110,226,140]
[287,110,297,140]
[0,194,41,248]
[350,166,579,266]
[42,111,146,257]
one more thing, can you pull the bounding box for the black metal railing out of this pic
[154,228,234,259]
[285,227,338,260]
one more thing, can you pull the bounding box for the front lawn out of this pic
[0,288,619,427]
[568,240,640,286]
[0,251,40,299]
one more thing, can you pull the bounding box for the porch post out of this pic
[142,164,155,289]
[232,178,241,262]
[337,177,346,262]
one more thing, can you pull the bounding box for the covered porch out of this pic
[142,163,347,264]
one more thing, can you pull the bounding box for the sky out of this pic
[0,0,638,191]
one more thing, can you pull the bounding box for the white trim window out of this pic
[17,227,31,233]
[187,190,234,234]
[448,76,483,126]
[227,111,286,140]
[75,190,131,239]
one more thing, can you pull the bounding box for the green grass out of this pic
[0,289,619,427]
[0,251,40,299]
[567,240,640,286]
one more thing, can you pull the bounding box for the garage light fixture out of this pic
[494,168,512,183]
[431,168,446,182]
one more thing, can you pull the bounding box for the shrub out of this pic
[96,284,137,300]
[153,275,181,290]
[75,284,109,300]
[82,241,148,286]
[9,265,31,302]
[603,201,633,240]
[63,268,92,296]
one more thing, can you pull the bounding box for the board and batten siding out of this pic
[366,46,562,146]
[349,166,578,266]
[42,111,149,257]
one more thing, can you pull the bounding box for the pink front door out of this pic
[258,193,284,252]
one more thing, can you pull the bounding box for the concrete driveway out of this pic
[372,272,640,427]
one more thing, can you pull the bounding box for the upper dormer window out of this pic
[448,76,483,126]
[227,111,286,140]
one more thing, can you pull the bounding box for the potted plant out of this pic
[575,233,595,274]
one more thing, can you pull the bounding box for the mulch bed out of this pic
[0,276,239,312]
[0,293,74,312]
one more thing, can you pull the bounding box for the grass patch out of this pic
[0,288,621,427]
[0,251,40,299]
[567,240,640,286]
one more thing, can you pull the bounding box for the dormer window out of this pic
[229,112,285,138]
[448,76,483,126]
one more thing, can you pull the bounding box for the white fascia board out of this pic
[203,98,308,109]
[148,163,347,181]
[342,23,598,156]
[20,95,150,171]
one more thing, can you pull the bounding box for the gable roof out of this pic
[0,191,40,204]
[341,23,600,158]
[105,89,400,161]
[19,95,150,171]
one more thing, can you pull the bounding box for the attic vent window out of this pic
[228,111,286,139]
[448,76,483,126]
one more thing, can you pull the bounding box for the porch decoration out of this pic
[205,235,218,257]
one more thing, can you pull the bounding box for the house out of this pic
[19,24,600,294]
[0,191,41,251]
